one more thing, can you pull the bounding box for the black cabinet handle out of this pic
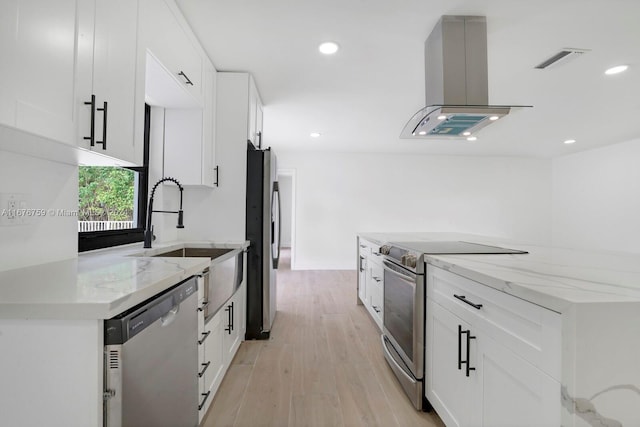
[372,305,381,313]
[359,244,366,248]
[458,326,477,377]
[197,300,209,312]
[198,331,211,345]
[96,101,107,150]
[198,361,211,378]
[84,94,96,146]
[198,391,211,410]
[457,324,463,370]
[454,294,483,310]
[230,301,234,331]
[225,302,233,334]
[465,330,476,377]
[372,276,381,282]
[257,131,262,149]
[214,165,219,187]
[178,71,193,86]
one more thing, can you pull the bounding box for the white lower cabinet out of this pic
[426,265,561,427]
[428,301,476,427]
[197,280,246,421]
[357,237,384,329]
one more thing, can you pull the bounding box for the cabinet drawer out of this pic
[427,265,561,380]
[369,260,384,284]
[358,238,373,256]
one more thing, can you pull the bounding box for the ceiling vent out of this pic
[534,48,589,69]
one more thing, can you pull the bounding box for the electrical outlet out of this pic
[0,193,31,226]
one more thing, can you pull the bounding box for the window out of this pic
[78,105,150,251]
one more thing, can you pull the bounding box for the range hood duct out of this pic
[401,15,525,139]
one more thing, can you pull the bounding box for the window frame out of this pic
[78,105,151,252]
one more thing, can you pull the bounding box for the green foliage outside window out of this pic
[78,166,135,222]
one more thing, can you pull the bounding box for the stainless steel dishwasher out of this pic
[103,276,198,427]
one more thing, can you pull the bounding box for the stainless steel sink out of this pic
[152,247,233,259]
[154,247,244,321]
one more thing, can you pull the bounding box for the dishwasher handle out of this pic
[104,276,198,345]
[160,305,180,326]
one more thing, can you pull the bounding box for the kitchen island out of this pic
[0,240,248,427]
[359,232,640,427]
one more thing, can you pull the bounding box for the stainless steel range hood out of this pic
[401,16,524,139]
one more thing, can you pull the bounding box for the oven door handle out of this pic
[382,259,417,282]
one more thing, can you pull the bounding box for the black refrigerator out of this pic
[245,142,281,339]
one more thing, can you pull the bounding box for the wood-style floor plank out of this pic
[202,249,444,427]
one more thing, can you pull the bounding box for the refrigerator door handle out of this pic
[272,182,281,269]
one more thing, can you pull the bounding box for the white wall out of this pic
[278,151,552,270]
[552,137,640,254]
[0,149,77,271]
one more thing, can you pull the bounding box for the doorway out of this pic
[276,169,295,270]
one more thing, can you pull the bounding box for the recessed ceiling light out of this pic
[605,65,628,75]
[489,115,500,121]
[418,131,427,135]
[310,132,321,138]
[318,42,339,55]
[462,131,471,136]
[437,115,447,120]
[563,139,576,144]
[467,136,477,142]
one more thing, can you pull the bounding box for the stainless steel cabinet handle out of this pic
[198,391,211,410]
[198,331,211,345]
[454,294,483,310]
[198,361,210,378]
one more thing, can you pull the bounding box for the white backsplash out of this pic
[0,148,77,271]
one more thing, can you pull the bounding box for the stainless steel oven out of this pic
[380,244,426,410]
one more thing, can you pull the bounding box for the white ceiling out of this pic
[176,0,640,158]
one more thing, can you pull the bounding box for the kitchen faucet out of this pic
[143,177,184,248]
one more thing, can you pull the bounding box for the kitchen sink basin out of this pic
[153,246,244,321]
[153,247,233,259]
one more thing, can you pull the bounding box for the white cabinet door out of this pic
[139,0,203,104]
[427,300,477,427]
[202,310,225,413]
[477,333,560,427]
[75,0,141,164]
[163,61,217,187]
[358,253,367,303]
[222,290,242,364]
[201,62,217,187]
[0,0,81,144]
[247,76,263,145]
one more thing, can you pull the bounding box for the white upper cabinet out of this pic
[163,61,217,187]
[247,79,263,146]
[139,0,204,106]
[76,0,142,165]
[0,0,81,145]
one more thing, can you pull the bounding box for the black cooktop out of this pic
[390,241,528,255]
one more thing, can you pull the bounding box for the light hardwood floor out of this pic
[201,249,445,427]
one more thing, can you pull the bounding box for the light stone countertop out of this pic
[359,232,640,313]
[0,240,249,320]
